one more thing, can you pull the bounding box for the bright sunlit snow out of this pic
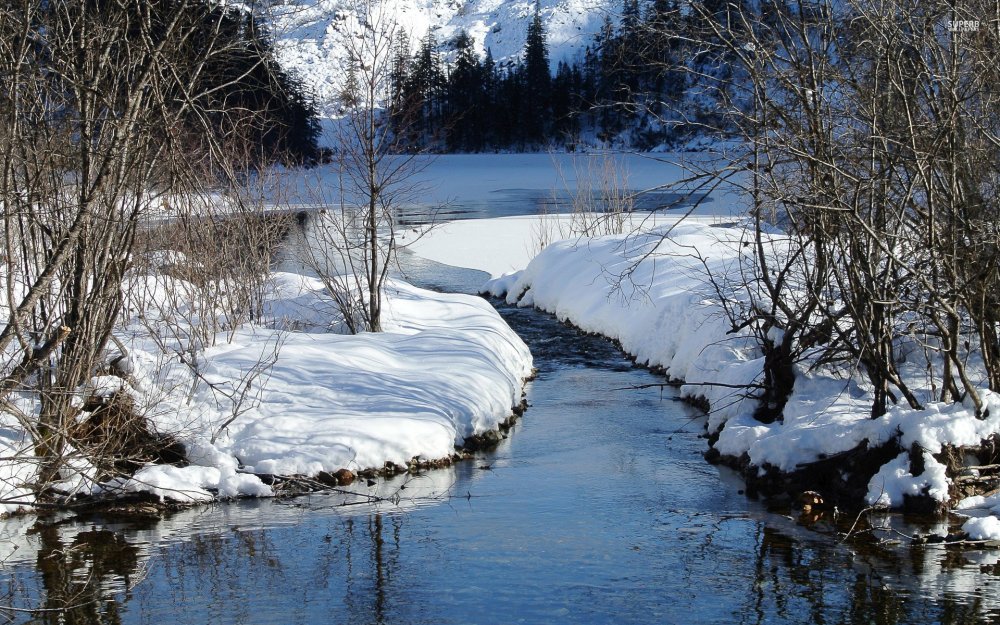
[0,269,532,508]
[456,214,1000,533]
[270,0,623,113]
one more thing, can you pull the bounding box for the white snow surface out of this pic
[865,452,950,509]
[389,152,740,277]
[102,464,274,503]
[270,0,619,113]
[203,275,533,476]
[0,269,531,508]
[133,273,532,492]
[472,217,1000,522]
[400,213,729,278]
[956,476,1000,540]
[963,516,1000,541]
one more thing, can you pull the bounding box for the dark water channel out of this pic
[393,189,714,226]
[3,261,1000,623]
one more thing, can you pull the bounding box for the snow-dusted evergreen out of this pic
[269,0,620,114]
[271,0,705,150]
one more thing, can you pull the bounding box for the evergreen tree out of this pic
[375,0,718,153]
[551,60,582,145]
[482,48,500,147]
[408,33,445,142]
[496,67,524,146]
[340,60,361,110]
[522,1,551,143]
[645,0,685,104]
[686,0,751,131]
[610,0,642,133]
[187,6,320,165]
[617,0,642,91]
[388,30,413,143]
[445,31,485,151]
[581,44,602,130]
[592,14,618,141]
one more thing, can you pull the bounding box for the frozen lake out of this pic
[272,152,744,224]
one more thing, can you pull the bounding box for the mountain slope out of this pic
[269,0,621,114]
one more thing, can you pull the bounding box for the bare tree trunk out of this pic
[301,0,430,334]
[653,0,998,422]
[1,0,304,492]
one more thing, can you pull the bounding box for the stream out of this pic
[2,254,1000,623]
[4,157,1000,622]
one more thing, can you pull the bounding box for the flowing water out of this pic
[4,176,1000,623]
[3,257,1000,624]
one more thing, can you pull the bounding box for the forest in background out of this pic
[382,0,745,151]
[1,0,998,510]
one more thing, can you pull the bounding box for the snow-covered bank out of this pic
[203,276,533,476]
[399,212,731,278]
[479,219,1000,535]
[0,273,532,511]
[131,274,530,501]
[482,221,764,430]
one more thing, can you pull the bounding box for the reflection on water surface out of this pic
[3,258,999,625]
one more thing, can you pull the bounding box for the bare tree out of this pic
[640,0,999,421]
[301,0,429,333]
[0,0,304,494]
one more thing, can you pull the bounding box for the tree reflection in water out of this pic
[1,509,999,624]
[18,520,145,624]
[744,522,999,625]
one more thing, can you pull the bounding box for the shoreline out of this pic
[503,295,1000,550]
[478,220,1000,540]
[8,395,532,521]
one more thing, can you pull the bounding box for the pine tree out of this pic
[496,67,524,146]
[522,1,551,144]
[618,0,642,84]
[612,0,642,132]
[388,30,413,141]
[340,60,361,110]
[482,48,499,147]
[446,31,485,151]
[551,60,581,146]
[646,0,685,102]
[189,7,320,165]
[581,44,601,130]
[593,14,618,142]
[640,0,686,144]
[408,33,445,142]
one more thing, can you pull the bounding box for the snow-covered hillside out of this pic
[269,0,619,113]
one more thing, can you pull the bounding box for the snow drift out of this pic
[484,220,1000,536]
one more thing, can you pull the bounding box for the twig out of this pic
[611,381,765,392]
[840,506,878,543]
